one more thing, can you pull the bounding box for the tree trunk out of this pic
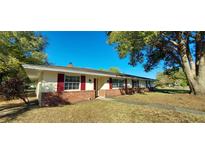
[191,80,205,95]
[177,32,205,95]
[194,52,205,95]
[184,53,205,95]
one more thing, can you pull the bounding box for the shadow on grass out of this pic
[0,99,39,123]
[154,88,190,94]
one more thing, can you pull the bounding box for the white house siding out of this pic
[127,78,132,88]
[98,77,109,90]
[36,71,43,103]
[41,71,58,92]
[38,71,96,92]
[85,75,94,90]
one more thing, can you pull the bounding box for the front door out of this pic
[94,78,98,97]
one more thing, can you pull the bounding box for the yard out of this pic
[1,90,205,123]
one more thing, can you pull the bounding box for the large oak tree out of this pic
[0,31,48,82]
[107,31,205,95]
[0,32,48,103]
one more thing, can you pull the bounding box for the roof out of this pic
[22,64,155,81]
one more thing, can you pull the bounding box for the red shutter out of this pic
[57,74,64,92]
[109,78,112,89]
[81,75,86,90]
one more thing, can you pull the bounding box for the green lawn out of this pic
[1,92,205,123]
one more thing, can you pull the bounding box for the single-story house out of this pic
[23,64,155,106]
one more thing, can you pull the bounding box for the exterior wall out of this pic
[38,71,96,106]
[139,80,146,88]
[39,71,96,92]
[36,70,154,106]
[86,75,94,90]
[99,87,148,98]
[41,71,58,92]
[98,77,109,90]
[102,89,126,97]
[41,90,95,106]
[36,71,43,104]
[127,78,132,88]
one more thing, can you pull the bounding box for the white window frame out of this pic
[112,78,125,89]
[133,80,139,88]
[64,75,81,91]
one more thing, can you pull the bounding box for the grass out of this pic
[1,92,205,123]
[116,92,205,112]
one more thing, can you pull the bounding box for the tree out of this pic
[156,68,188,88]
[0,32,48,103]
[107,31,205,95]
[99,68,106,71]
[108,67,121,73]
[155,72,174,87]
[0,77,29,104]
[99,67,121,73]
[0,31,48,81]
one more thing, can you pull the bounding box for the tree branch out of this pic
[185,33,195,71]
[195,32,202,76]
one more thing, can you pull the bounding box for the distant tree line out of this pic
[155,68,188,88]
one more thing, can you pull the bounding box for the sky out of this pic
[41,31,163,79]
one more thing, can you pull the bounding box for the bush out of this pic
[0,77,29,104]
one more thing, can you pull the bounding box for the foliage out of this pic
[108,67,121,73]
[99,67,121,74]
[0,77,29,104]
[107,31,205,95]
[155,72,173,87]
[0,31,48,81]
[99,68,106,71]
[156,68,188,87]
[0,31,48,103]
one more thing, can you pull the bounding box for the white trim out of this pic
[64,75,81,91]
[64,89,81,92]
[23,64,156,82]
[23,64,118,78]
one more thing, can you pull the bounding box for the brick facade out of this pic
[41,90,95,106]
[41,88,151,106]
[99,88,150,98]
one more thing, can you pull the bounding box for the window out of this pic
[112,79,125,88]
[133,80,139,88]
[146,80,151,88]
[64,76,80,90]
[146,80,150,88]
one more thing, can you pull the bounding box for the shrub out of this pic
[0,77,29,104]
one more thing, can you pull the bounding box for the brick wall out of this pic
[99,89,126,97]
[41,90,95,106]
[41,88,151,106]
[99,88,150,98]
[98,90,106,97]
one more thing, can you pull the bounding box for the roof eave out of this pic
[23,64,118,78]
[22,64,155,81]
